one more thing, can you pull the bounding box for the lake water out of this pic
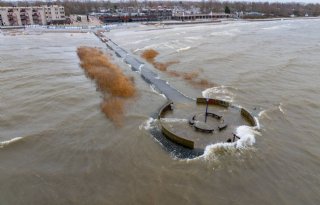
[1,19,320,204]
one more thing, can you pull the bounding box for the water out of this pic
[1,19,320,204]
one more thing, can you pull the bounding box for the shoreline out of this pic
[1,16,319,32]
[243,16,320,22]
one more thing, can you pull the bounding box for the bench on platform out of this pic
[194,121,214,133]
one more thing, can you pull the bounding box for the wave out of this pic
[202,86,236,102]
[138,64,144,72]
[279,103,285,114]
[189,125,260,162]
[139,117,157,130]
[0,137,23,148]
[258,103,286,119]
[210,29,240,37]
[261,23,292,31]
[0,68,17,73]
[234,125,258,148]
[258,109,267,117]
[149,85,167,99]
[254,117,261,130]
[184,36,202,41]
[176,46,191,53]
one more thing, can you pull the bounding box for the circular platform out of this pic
[158,98,257,149]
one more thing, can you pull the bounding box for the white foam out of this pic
[254,117,261,130]
[139,118,156,130]
[138,64,144,72]
[259,103,285,120]
[133,45,154,53]
[202,86,235,102]
[201,142,236,161]
[258,110,267,117]
[133,48,144,53]
[188,125,260,162]
[160,118,188,123]
[0,137,23,148]
[234,125,259,148]
[185,36,202,41]
[176,46,191,52]
[279,103,285,114]
[210,29,239,37]
[184,141,236,162]
[149,85,167,99]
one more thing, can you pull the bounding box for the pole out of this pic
[205,98,209,123]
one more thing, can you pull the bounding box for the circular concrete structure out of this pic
[158,98,257,149]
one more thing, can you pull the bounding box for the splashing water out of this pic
[139,118,157,130]
[202,86,236,102]
[0,137,23,148]
[189,125,260,162]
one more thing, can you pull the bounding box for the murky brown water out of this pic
[1,19,320,204]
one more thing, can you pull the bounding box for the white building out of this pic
[0,5,65,26]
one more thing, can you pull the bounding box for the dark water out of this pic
[1,19,320,204]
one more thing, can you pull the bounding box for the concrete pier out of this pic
[105,38,191,103]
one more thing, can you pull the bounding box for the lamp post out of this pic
[205,98,209,123]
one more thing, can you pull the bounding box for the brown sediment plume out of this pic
[167,70,181,77]
[169,69,215,88]
[182,71,199,81]
[153,62,176,72]
[141,49,159,62]
[77,47,135,98]
[190,78,216,88]
[141,49,179,72]
[141,48,214,88]
[100,97,124,126]
[77,46,136,126]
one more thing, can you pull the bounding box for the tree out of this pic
[225,6,231,14]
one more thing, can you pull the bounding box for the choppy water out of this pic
[1,19,320,204]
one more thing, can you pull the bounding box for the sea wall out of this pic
[158,101,194,149]
[240,108,256,126]
[196,97,230,107]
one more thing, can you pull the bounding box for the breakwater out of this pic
[96,33,192,104]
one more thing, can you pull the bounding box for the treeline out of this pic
[1,0,320,17]
[200,1,320,17]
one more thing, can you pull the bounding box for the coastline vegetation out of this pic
[77,46,135,126]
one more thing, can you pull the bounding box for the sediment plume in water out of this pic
[141,49,215,88]
[141,49,159,62]
[141,49,179,72]
[100,97,124,127]
[153,61,179,71]
[77,46,136,126]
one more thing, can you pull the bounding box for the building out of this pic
[140,8,172,20]
[0,5,65,26]
[172,13,232,21]
[98,7,172,23]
